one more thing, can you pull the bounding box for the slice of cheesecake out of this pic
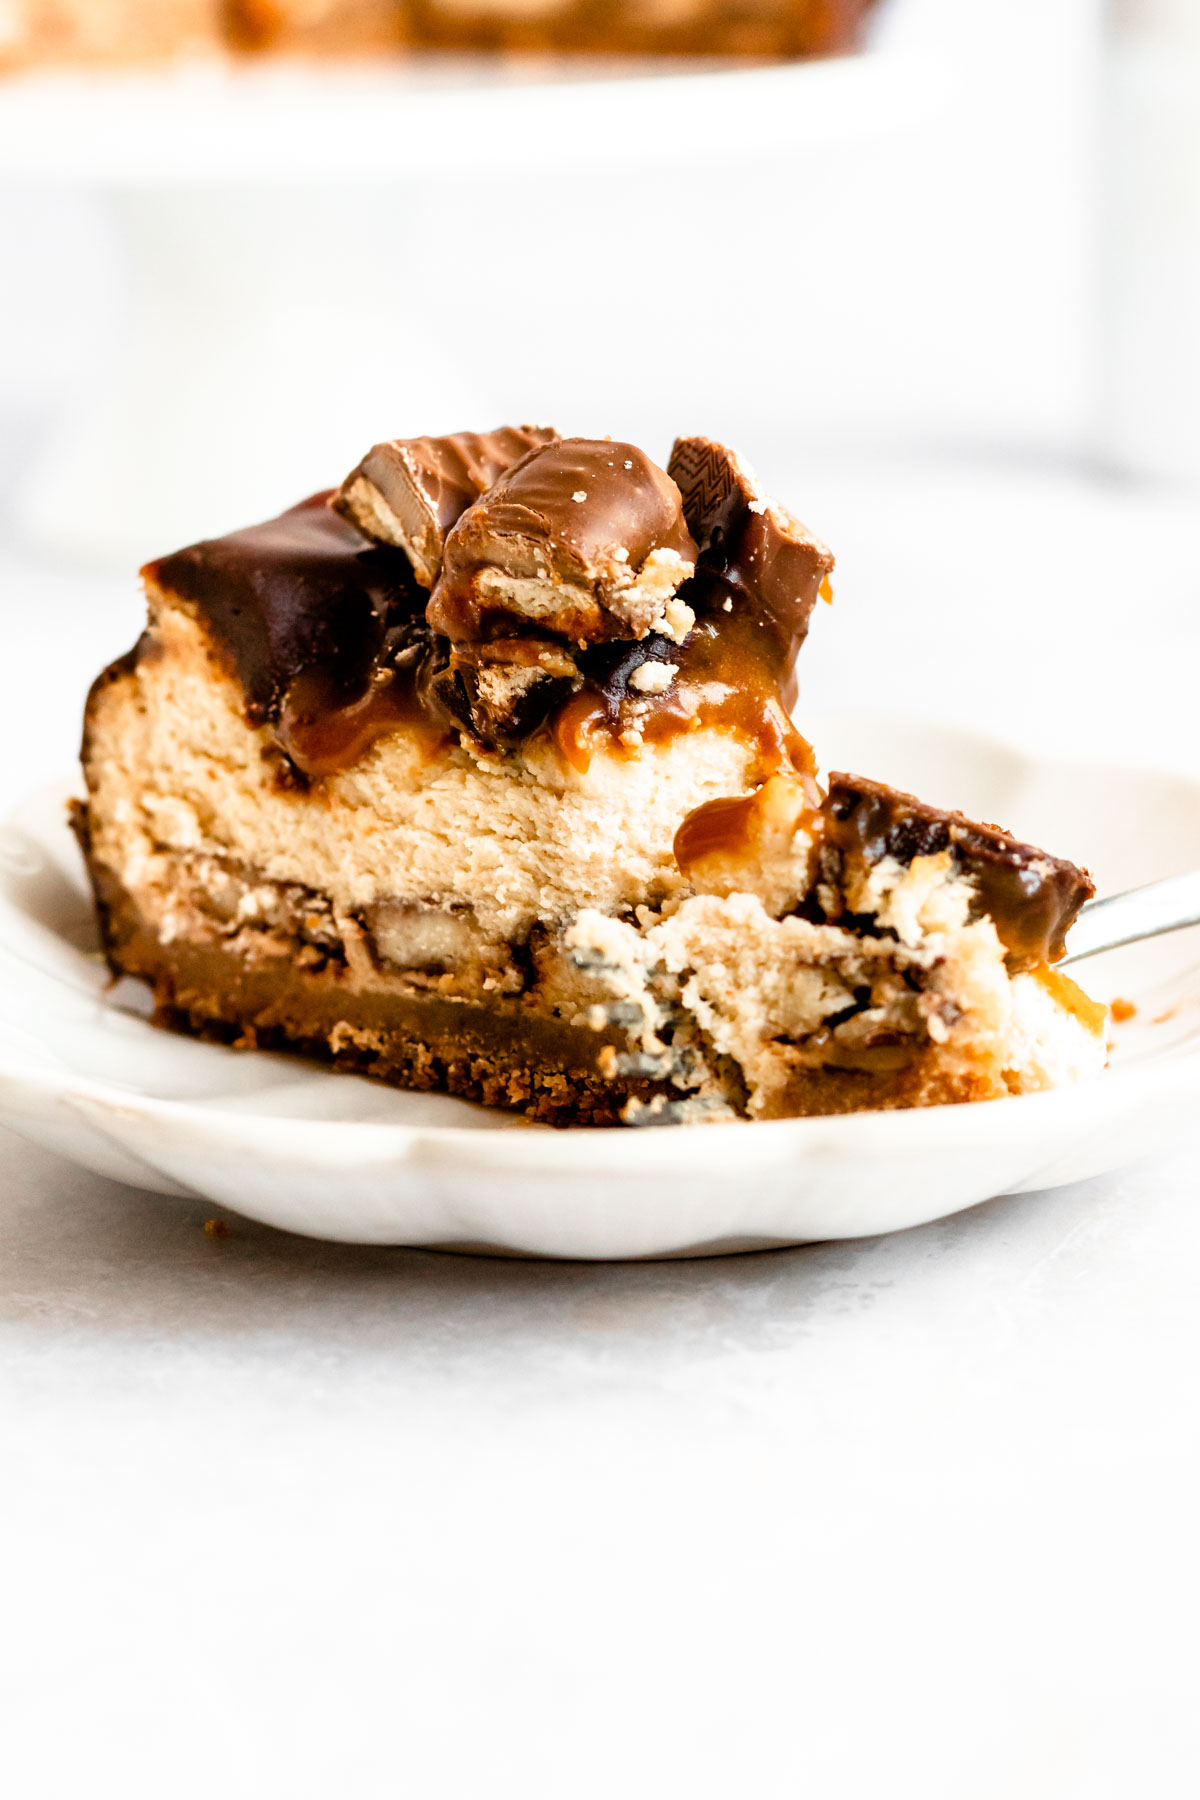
[75,428,1105,1125]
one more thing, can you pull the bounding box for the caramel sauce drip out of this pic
[673,790,770,871]
[673,772,822,879]
[550,609,814,780]
[551,692,609,775]
[278,662,446,778]
[1029,964,1109,1036]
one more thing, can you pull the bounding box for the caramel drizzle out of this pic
[551,611,814,781]
[278,661,447,778]
[1028,963,1109,1036]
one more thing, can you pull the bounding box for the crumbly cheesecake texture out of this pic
[76,426,1105,1126]
[2,2,875,67]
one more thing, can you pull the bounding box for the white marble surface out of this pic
[3,461,1200,1796]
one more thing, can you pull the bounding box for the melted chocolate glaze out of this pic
[145,493,427,727]
[551,608,814,779]
[822,773,1095,969]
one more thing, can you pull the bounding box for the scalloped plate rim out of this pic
[1,717,1199,1255]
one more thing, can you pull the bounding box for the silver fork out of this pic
[1060,871,1200,966]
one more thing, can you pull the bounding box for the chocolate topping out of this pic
[145,493,427,726]
[427,438,698,650]
[668,436,833,688]
[142,429,832,779]
[822,773,1095,969]
[334,424,559,588]
[144,493,446,777]
[551,607,814,779]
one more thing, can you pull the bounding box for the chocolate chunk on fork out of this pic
[821,773,1095,970]
[427,438,699,651]
[668,435,834,674]
[334,424,560,587]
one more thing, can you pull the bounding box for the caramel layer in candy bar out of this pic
[822,773,1095,969]
[334,425,559,588]
[668,435,833,677]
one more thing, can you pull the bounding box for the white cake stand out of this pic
[0,49,942,563]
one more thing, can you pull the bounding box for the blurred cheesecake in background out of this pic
[1,1,877,67]
[1,2,223,65]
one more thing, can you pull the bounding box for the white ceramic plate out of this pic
[2,716,1199,1259]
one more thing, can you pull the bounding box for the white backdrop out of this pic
[0,0,1102,556]
[4,9,1200,1797]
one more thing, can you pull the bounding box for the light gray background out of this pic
[3,0,1200,1792]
